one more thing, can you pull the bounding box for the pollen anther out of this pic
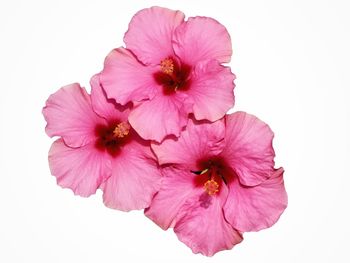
[113,122,131,138]
[204,179,219,195]
[200,168,209,175]
[160,58,174,74]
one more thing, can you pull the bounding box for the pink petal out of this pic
[90,74,130,121]
[189,60,235,121]
[100,48,158,105]
[145,166,198,230]
[43,83,104,147]
[173,17,232,66]
[221,112,275,186]
[152,118,225,167]
[224,168,288,232]
[174,183,243,256]
[101,140,161,211]
[128,92,192,142]
[48,139,111,197]
[124,6,185,65]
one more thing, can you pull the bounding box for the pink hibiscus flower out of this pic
[42,75,161,211]
[100,6,235,142]
[146,112,288,256]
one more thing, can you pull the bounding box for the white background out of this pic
[1,0,349,262]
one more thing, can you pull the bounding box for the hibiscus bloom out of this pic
[146,112,288,256]
[100,6,235,142]
[42,75,161,211]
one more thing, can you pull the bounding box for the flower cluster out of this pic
[43,6,287,256]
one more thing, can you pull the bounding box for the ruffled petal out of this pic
[221,112,275,186]
[101,140,161,211]
[128,92,192,142]
[48,139,111,197]
[43,83,103,147]
[100,48,158,105]
[90,74,131,121]
[124,6,185,65]
[174,184,243,256]
[145,166,198,230]
[189,60,235,121]
[152,118,225,167]
[173,17,232,65]
[224,168,288,232]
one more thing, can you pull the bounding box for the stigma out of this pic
[160,58,174,74]
[113,122,131,138]
[204,179,219,195]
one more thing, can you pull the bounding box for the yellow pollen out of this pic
[113,122,131,138]
[204,179,219,195]
[160,58,174,74]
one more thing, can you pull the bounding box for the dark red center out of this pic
[94,120,132,157]
[153,57,192,95]
[192,157,235,191]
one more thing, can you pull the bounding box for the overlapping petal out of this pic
[145,166,198,230]
[128,92,192,142]
[174,184,243,256]
[48,139,111,197]
[101,140,161,211]
[90,74,130,121]
[189,60,235,121]
[43,83,104,147]
[124,6,185,65]
[152,118,225,167]
[221,112,275,186]
[100,48,158,105]
[224,168,288,232]
[173,16,232,65]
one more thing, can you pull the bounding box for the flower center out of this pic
[113,122,130,138]
[160,58,174,75]
[153,57,192,95]
[95,121,131,157]
[192,157,235,196]
[192,166,221,196]
[204,179,219,195]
